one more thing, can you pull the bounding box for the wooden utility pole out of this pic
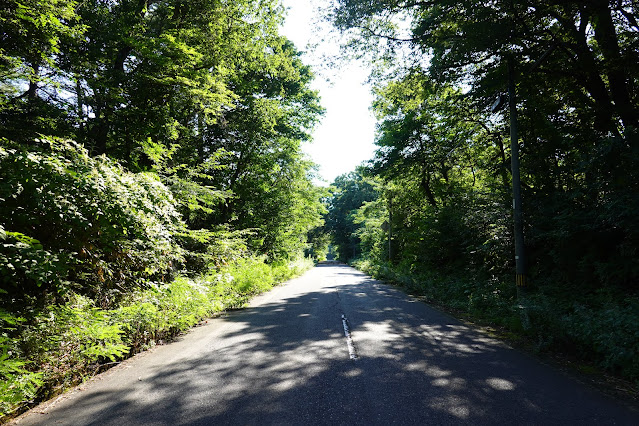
[507,57,527,296]
[388,196,393,263]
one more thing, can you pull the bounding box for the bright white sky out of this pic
[280,0,377,185]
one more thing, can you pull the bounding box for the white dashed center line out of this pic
[341,314,358,360]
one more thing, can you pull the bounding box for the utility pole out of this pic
[388,196,393,263]
[507,56,527,296]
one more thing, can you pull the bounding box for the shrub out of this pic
[562,300,639,379]
[0,310,43,418]
[225,256,275,296]
[0,138,185,307]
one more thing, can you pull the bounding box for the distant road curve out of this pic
[14,264,639,425]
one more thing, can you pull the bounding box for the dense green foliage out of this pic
[325,170,380,261]
[1,139,185,307]
[0,0,326,419]
[325,1,639,383]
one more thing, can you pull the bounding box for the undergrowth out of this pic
[0,256,314,421]
[354,258,639,389]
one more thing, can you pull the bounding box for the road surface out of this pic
[14,264,639,425]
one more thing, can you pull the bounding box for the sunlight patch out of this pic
[425,366,451,378]
[486,377,515,391]
[449,405,470,419]
[342,368,363,378]
[404,361,429,371]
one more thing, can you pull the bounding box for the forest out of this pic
[324,0,639,395]
[1,0,638,420]
[0,0,327,419]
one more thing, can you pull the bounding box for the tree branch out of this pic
[354,25,420,43]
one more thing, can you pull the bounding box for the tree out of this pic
[0,0,81,140]
[325,170,380,262]
[329,0,639,292]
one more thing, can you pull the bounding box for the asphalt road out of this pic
[14,264,639,425]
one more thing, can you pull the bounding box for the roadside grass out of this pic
[0,256,314,422]
[353,258,639,398]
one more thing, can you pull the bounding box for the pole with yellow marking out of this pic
[508,56,528,297]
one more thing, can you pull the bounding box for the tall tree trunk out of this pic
[27,63,39,99]
[494,135,511,192]
[590,1,638,129]
[420,170,437,208]
[76,78,85,141]
[93,94,109,155]
[556,7,620,134]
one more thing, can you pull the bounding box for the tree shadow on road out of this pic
[20,266,639,425]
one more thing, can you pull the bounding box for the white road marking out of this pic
[341,314,358,360]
